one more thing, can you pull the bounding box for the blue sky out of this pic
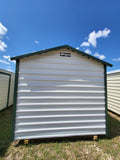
[0,0,120,72]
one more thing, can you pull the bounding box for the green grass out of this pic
[0,107,120,160]
[0,107,12,157]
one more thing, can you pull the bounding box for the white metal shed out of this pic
[0,69,15,111]
[11,45,112,141]
[107,69,120,115]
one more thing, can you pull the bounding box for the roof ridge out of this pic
[11,45,112,67]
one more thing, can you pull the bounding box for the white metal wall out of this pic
[0,74,9,111]
[107,72,120,115]
[14,49,106,140]
[0,70,15,111]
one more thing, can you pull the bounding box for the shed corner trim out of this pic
[11,60,19,141]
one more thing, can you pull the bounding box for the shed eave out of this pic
[107,69,120,74]
[11,45,112,67]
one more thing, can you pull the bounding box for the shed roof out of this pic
[0,68,14,75]
[11,45,112,67]
[107,69,120,74]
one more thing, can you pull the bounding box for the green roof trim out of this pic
[0,71,11,76]
[11,45,112,67]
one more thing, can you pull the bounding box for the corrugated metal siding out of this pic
[107,72,120,115]
[14,49,106,140]
[0,70,15,110]
[0,74,9,110]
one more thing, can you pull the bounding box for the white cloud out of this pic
[6,36,9,40]
[0,22,7,39]
[88,28,111,47]
[7,68,13,72]
[0,59,9,64]
[35,40,39,44]
[0,54,15,72]
[112,58,120,61]
[0,40,7,51]
[3,55,11,62]
[3,55,16,63]
[12,60,16,63]
[76,47,79,50]
[85,49,92,54]
[80,42,90,47]
[94,52,105,60]
[0,22,8,51]
[3,55,10,59]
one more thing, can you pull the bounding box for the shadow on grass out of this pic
[0,106,12,157]
[0,107,120,156]
[107,112,120,139]
[17,135,94,147]
[98,112,120,141]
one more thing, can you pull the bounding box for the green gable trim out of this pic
[11,60,19,141]
[11,45,112,67]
